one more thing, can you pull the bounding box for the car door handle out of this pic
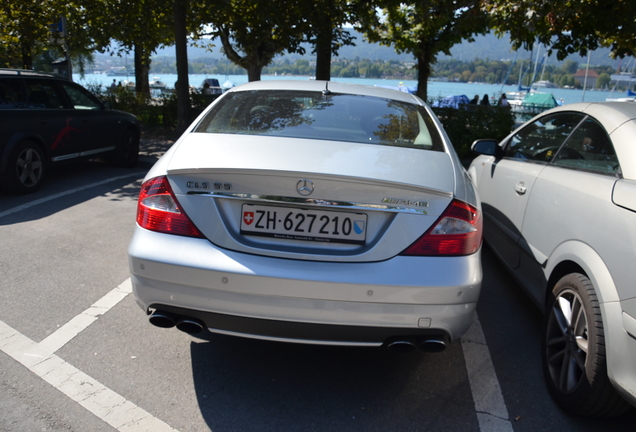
[515,182,527,195]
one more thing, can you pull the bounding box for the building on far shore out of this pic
[573,69,598,89]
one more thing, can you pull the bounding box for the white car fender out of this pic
[545,239,635,401]
[466,164,479,187]
[467,155,494,189]
[545,239,620,305]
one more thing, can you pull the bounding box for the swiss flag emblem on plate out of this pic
[243,211,255,225]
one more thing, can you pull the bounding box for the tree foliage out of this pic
[483,0,636,59]
[0,0,64,69]
[356,0,490,100]
[96,0,176,97]
[302,0,355,80]
[204,0,309,81]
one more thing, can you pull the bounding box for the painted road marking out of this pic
[1,273,512,431]
[40,279,133,353]
[0,172,145,220]
[462,315,514,432]
[0,317,178,432]
[0,278,513,432]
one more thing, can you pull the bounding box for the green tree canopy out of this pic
[483,0,636,59]
[302,0,355,80]
[1,0,64,69]
[204,0,309,81]
[356,0,490,100]
[96,0,176,97]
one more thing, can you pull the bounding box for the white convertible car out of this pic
[129,80,482,353]
[469,102,636,416]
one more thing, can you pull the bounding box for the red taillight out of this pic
[136,176,203,238]
[400,199,482,256]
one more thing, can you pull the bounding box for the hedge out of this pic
[431,104,516,161]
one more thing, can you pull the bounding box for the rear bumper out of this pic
[603,301,636,408]
[129,227,482,345]
[144,303,465,347]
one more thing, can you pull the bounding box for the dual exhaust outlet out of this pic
[385,336,447,353]
[148,310,205,335]
[149,310,447,352]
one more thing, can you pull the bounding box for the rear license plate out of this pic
[241,204,367,244]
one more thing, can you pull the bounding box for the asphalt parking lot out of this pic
[1,131,634,431]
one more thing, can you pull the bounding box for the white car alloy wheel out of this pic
[543,273,630,417]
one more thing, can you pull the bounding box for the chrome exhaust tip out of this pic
[148,310,177,328]
[417,337,447,353]
[175,317,205,335]
[386,337,418,352]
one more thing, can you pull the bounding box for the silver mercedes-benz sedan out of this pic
[469,102,636,416]
[129,80,482,352]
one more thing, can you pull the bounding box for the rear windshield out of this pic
[194,90,445,151]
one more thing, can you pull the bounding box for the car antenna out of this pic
[322,81,331,96]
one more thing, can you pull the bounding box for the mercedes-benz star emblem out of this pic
[296,179,314,196]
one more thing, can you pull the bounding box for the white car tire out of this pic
[542,273,631,417]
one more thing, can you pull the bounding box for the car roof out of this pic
[0,68,59,79]
[547,101,636,133]
[536,101,636,179]
[226,80,424,105]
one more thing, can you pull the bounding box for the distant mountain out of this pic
[441,32,619,68]
[148,30,620,68]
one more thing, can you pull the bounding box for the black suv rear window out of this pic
[0,78,26,109]
[25,79,66,109]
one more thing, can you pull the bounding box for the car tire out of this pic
[1,140,46,194]
[112,129,139,167]
[542,273,631,417]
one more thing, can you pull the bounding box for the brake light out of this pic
[136,176,203,238]
[400,199,482,256]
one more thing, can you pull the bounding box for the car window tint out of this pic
[25,79,66,109]
[60,82,101,110]
[0,79,26,108]
[195,90,445,151]
[553,116,620,175]
[504,112,585,162]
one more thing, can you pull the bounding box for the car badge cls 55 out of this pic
[297,179,314,196]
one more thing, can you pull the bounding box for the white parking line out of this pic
[1,274,511,432]
[40,279,133,353]
[461,315,514,432]
[0,172,145,220]
[0,318,178,432]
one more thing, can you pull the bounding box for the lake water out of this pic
[76,73,624,106]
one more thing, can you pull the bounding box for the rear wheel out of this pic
[112,129,139,167]
[2,140,46,194]
[542,273,630,417]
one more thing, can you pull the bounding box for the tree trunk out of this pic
[314,11,332,81]
[246,63,262,82]
[174,0,190,132]
[416,43,434,102]
[134,45,151,99]
[21,40,33,70]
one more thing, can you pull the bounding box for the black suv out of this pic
[0,69,140,194]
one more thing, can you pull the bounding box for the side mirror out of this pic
[471,139,502,157]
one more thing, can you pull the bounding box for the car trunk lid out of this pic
[164,133,457,262]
